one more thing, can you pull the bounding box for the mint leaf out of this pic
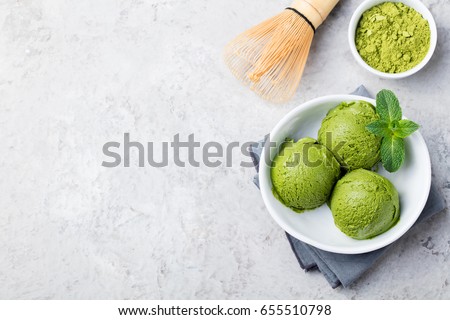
[376,89,402,122]
[366,120,390,137]
[393,119,420,138]
[389,119,399,129]
[381,135,405,173]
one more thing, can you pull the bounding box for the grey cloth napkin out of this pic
[250,85,447,288]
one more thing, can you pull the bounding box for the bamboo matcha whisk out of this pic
[224,0,339,103]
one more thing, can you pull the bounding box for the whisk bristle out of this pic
[224,9,315,103]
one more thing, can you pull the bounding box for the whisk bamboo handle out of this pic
[290,0,339,29]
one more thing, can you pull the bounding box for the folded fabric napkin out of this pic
[249,85,447,288]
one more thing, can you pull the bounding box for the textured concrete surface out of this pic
[0,0,449,299]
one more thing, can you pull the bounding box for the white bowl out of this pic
[259,95,431,254]
[348,0,437,79]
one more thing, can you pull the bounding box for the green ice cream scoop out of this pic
[271,137,341,212]
[330,169,400,240]
[318,101,381,170]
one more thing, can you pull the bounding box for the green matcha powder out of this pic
[355,2,431,73]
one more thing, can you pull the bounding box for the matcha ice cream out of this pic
[271,137,341,212]
[318,101,381,170]
[330,169,400,240]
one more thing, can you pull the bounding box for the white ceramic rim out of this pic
[259,94,432,254]
[348,0,438,79]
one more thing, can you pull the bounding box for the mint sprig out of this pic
[366,89,420,173]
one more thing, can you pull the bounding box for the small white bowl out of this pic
[259,95,431,254]
[348,0,437,79]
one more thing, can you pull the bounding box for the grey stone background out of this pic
[0,0,448,299]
